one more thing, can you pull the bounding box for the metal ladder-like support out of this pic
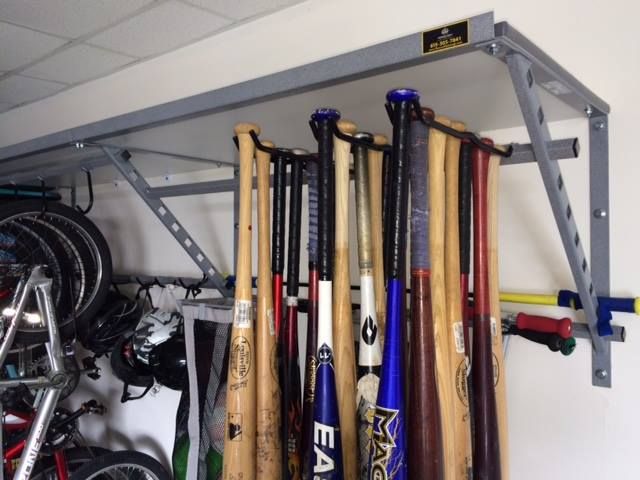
[102,146,234,298]
[507,53,611,387]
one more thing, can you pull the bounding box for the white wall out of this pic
[11,0,640,478]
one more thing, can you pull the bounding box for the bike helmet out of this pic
[110,332,154,403]
[132,308,182,365]
[148,334,187,390]
[80,290,142,356]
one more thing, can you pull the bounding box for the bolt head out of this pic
[594,120,605,130]
[595,369,608,379]
[593,208,607,218]
[487,43,501,55]
[585,105,593,117]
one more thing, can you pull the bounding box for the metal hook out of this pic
[75,170,94,215]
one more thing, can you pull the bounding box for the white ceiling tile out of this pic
[0,22,67,71]
[0,102,14,113]
[22,44,137,84]
[183,0,306,20]
[0,75,66,105]
[0,0,154,39]
[87,1,232,58]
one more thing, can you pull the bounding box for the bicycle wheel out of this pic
[69,450,171,480]
[0,200,112,344]
[31,446,112,479]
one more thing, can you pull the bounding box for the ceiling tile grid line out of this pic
[0,0,310,114]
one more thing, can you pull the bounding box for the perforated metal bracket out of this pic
[102,146,233,298]
[507,53,612,387]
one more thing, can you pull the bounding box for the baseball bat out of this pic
[333,119,358,480]
[488,152,509,480]
[369,88,417,480]
[445,120,473,480]
[302,158,319,479]
[353,132,383,480]
[309,108,342,479]
[223,123,258,480]
[283,154,306,479]
[382,149,392,279]
[459,141,473,357]
[428,114,457,480]
[472,140,501,480]
[272,150,288,340]
[408,108,442,480]
[368,134,388,344]
[513,313,572,338]
[256,141,282,479]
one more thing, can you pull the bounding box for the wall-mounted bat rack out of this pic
[0,12,613,387]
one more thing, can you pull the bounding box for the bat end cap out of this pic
[234,122,260,135]
[373,134,388,145]
[312,108,341,121]
[354,132,374,142]
[261,139,275,148]
[386,88,420,102]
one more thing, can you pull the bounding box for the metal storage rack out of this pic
[0,12,615,387]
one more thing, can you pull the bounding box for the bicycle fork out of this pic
[1,267,67,480]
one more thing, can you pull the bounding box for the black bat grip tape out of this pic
[459,141,473,275]
[272,154,288,274]
[287,159,304,296]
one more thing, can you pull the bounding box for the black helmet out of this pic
[148,334,187,391]
[110,332,154,403]
[81,291,142,356]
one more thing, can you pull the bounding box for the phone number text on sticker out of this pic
[422,20,470,55]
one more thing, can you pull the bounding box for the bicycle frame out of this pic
[0,266,68,480]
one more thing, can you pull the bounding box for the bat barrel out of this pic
[472,139,502,480]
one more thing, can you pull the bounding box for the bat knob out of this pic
[291,148,309,155]
[312,108,341,121]
[386,87,420,102]
[354,132,374,143]
[481,137,495,147]
[261,140,275,148]
[234,122,260,135]
[373,134,388,146]
[337,119,357,135]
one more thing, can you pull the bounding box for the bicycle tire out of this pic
[31,446,112,479]
[0,201,112,344]
[69,450,171,480]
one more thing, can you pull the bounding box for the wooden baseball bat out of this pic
[310,108,342,479]
[283,154,306,479]
[223,123,258,480]
[256,141,282,480]
[368,134,388,345]
[428,115,457,480]
[445,121,473,480]
[488,152,509,479]
[472,140,501,480]
[369,88,417,480]
[353,132,383,480]
[408,108,442,480]
[301,158,319,479]
[333,119,358,480]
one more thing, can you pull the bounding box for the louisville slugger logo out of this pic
[370,406,400,480]
[313,421,336,477]
[361,315,378,345]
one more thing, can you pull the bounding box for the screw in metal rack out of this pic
[593,209,607,219]
[595,369,608,380]
[585,105,593,117]
[487,42,501,55]
[594,120,605,130]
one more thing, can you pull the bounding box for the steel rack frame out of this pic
[0,11,613,386]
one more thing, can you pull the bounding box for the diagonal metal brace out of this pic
[506,53,611,387]
[102,147,233,298]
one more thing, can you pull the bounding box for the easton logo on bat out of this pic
[313,421,337,477]
[318,344,333,364]
[362,315,378,345]
[369,406,401,480]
